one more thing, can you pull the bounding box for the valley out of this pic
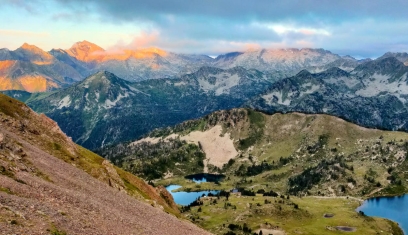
[3,1,408,234]
[2,47,408,234]
[99,108,408,234]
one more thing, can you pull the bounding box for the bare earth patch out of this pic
[180,125,238,172]
[135,125,238,173]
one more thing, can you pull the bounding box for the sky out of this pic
[1,0,408,58]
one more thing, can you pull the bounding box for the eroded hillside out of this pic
[0,93,211,235]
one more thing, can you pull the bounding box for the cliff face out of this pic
[0,93,210,235]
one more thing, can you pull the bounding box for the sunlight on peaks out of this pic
[0,61,16,73]
[19,75,49,92]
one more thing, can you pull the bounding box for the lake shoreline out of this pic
[357,193,407,235]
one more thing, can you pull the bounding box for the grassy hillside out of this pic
[102,108,407,234]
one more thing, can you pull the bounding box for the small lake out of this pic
[185,173,225,183]
[165,185,220,206]
[357,194,408,234]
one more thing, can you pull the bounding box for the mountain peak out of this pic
[353,56,406,75]
[379,51,408,63]
[342,55,357,61]
[70,40,104,51]
[16,43,54,65]
[20,43,43,51]
[67,40,105,62]
[318,67,349,77]
[81,70,129,86]
[296,69,312,77]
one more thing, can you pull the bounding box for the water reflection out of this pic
[165,185,220,206]
[357,194,408,234]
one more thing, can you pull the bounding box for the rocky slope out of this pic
[0,44,85,92]
[213,48,342,77]
[249,56,408,132]
[0,93,211,234]
[306,56,361,73]
[27,68,272,149]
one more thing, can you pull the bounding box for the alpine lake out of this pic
[357,194,408,234]
[165,173,224,206]
[165,174,407,233]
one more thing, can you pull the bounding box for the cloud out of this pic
[2,0,40,14]
[2,0,408,57]
[45,0,408,24]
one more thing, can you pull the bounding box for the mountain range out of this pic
[24,67,272,149]
[0,41,355,92]
[249,56,408,131]
[1,52,407,150]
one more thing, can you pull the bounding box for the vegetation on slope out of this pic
[98,108,408,234]
[98,139,205,180]
[0,93,180,216]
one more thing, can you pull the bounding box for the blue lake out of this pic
[357,194,408,234]
[165,185,219,206]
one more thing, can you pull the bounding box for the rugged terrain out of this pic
[99,108,408,234]
[0,43,83,92]
[0,93,211,235]
[3,51,407,151]
[249,56,408,132]
[26,68,273,149]
[0,41,351,92]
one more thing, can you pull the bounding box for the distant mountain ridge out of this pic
[0,41,368,92]
[249,56,408,132]
[3,51,407,149]
[0,43,85,92]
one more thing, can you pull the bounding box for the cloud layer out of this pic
[1,0,408,57]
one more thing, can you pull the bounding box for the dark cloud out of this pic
[2,0,408,57]
[50,0,408,24]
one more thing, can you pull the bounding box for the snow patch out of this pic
[300,83,320,96]
[174,81,187,86]
[103,93,129,109]
[356,73,408,98]
[57,96,71,109]
[262,91,291,105]
[198,73,241,95]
